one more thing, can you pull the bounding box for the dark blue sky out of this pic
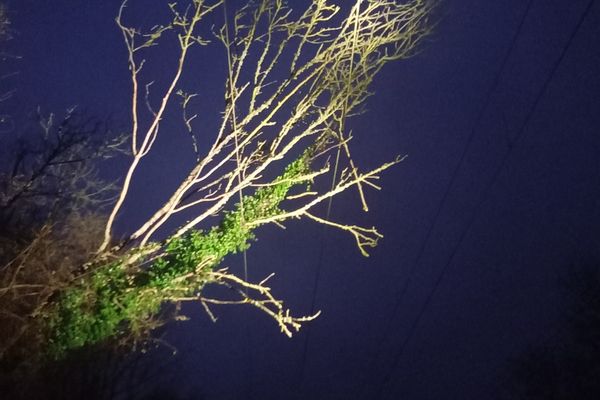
[2,0,600,399]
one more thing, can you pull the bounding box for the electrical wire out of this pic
[297,0,363,388]
[359,2,536,395]
[374,1,595,397]
[222,1,252,397]
[222,0,248,287]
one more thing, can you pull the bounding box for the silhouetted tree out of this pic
[2,342,183,400]
[501,260,600,399]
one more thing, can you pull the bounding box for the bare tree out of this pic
[0,110,126,375]
[1,0,433,363]
[102,0,431,250]
[101,0,430,328]
[0,108,126,232]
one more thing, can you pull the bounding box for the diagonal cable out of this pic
[297,0,364,387]
[375,1,595,397]
[223,1,252,397]
[359,2,536,395]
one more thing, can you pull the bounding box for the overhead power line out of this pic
[375,0,595,398]
[297,0,364,388]
[360,0,536,397]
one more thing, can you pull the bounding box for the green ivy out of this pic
[46,153,312,359]
[147,152,312,287]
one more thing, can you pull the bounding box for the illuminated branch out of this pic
[304,213,383,257]
[100,0,224,252]
[247,157,404,229]
[101,0,430,252]
[175,268,321,338]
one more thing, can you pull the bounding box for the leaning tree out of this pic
[1,0,433,364]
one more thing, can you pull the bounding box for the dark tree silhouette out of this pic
[501,260,600,399]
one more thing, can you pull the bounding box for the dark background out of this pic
[2,0,600,399]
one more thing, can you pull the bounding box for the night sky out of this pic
[2,0,600,399]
